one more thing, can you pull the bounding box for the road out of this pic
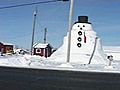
[0,66,119,90]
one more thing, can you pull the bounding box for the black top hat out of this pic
[77,16,91,24]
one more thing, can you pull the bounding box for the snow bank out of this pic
[0,55,29,66]
[0,54,120,73]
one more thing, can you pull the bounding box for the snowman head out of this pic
[73,16,93,31]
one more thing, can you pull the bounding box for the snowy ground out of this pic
[0,46,120,73]
[103,46,120,60]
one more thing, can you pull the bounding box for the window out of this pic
[36,49,41,53]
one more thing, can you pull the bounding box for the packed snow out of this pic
[50,23,107,64]
[0,50,120,73]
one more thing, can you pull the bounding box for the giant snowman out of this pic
[50,16,108,64]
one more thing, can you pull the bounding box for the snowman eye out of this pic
[78,25,80,27]
[83,25,85,27]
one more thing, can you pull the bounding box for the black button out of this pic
[78,31,82,35]
[77,43,81,47]
[77,37,82,42]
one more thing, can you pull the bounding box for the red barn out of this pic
[0,42,4,53]
[0,42,13,55]
[33,43,52,58]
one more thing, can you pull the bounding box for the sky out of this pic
[0,0,120,49]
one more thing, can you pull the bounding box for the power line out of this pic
[0,0,68,10]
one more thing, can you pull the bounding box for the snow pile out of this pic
[29,57,120,73]
[0,54,46,67]
[0,55,30,66]
[0,54,120,73]
[50,23,107,64]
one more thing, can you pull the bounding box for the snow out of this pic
[0,55,30,66]
[0,42,13,45]
[0,19,120,73]
[0,53,120,73]
[33,43,49,48]
[57,63,73,68]
[50,23,107,64]
[103,46,120,53]
[104,65,114,69]
[103,46,120,60]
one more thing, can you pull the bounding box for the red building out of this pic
[0,42,4,52]
[0,42,13,54]
[33,43,52,58]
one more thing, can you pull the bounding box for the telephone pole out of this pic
[44,28,47,44]
[66,0,74,62]
[31,7,37,55]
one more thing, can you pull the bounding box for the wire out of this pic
[0,0,66,10]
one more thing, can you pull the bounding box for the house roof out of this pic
[0,42,13,46]
[33,43,49,48]
[3,43,13,46]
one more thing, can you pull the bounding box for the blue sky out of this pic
[0,0,120,49]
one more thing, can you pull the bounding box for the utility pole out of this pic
[66,0,74,62]
[44,28,47,44]
[31,7,37,55]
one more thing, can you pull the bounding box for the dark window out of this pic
[37,49,40,52]
[36,49,41,53]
